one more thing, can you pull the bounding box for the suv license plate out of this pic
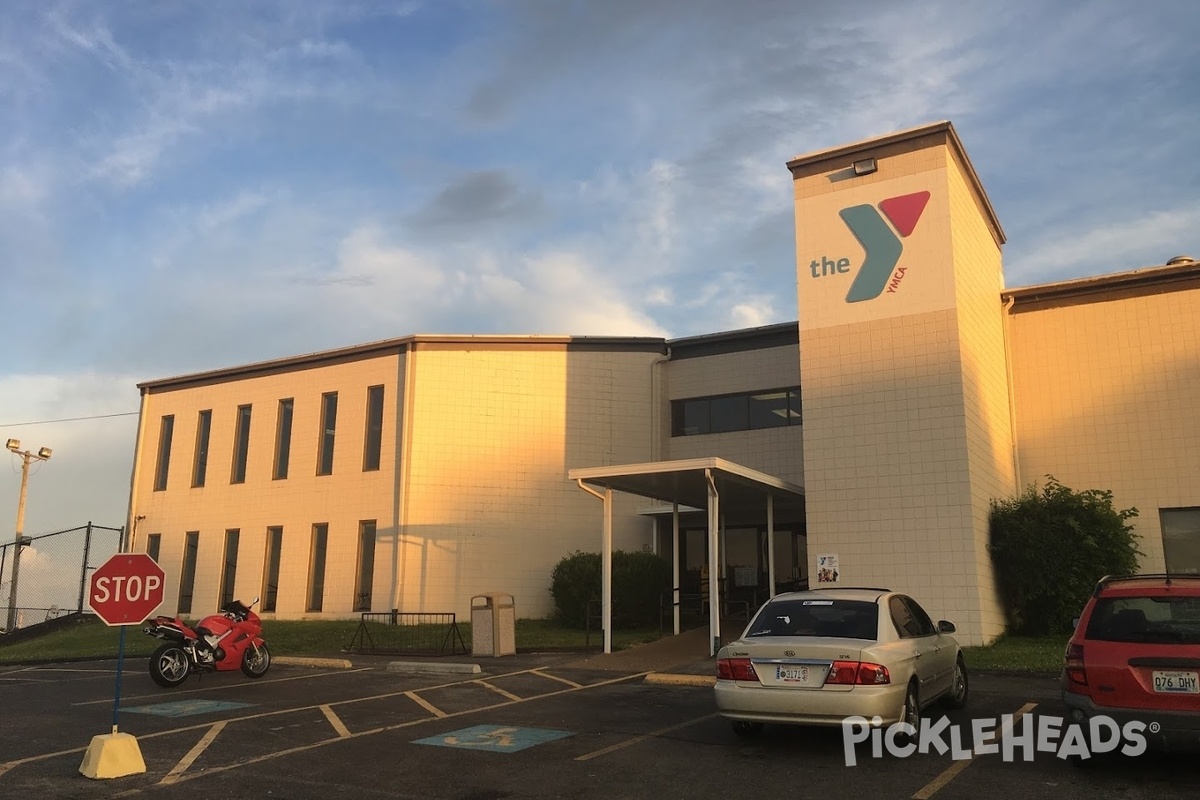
[1153,671,1199,694]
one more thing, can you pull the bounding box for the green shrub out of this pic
[988,475,1141,635]
[550,549,672,629]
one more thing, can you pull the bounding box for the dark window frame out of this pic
[231,404,252,484]
[317,392,338,476]
[273,399,294,480]
[671,386,802,437]
[178,531,200,615]
[219,529,240,607]
[145,533,162,563]
[153,415,174,491]
[363,386,384,472]
[354,520,377,611]
[262,526,283,613]
[192,410,212,488]
[307,523,329,612]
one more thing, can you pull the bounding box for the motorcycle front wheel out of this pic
[241,642,271,679]
[149,643,191,688]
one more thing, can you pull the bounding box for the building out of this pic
[126,121,1200,647]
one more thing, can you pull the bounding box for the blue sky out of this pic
[1,0,1198,541]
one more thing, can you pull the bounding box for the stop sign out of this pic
[87,553,166,626]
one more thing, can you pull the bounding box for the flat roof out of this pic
[1004,257,1200,308]
[569,457,806,523]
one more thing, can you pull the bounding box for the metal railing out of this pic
[344,611,468,656]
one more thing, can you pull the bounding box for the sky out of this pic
[1,0,1198,548]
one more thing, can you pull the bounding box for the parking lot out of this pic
[1,654,1197,800]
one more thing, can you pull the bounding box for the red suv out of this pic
[1062,574,1200,752]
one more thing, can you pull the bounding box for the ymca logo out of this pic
[808,191,930,303]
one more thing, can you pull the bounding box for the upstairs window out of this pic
[192,410,212,488]
[671,387,802,437]
[317,392,338,476]
[273,399,294,480]
[153,415,174,491]
[231,405,252,484]
[363,386,384,472]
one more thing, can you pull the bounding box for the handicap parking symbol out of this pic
[413,724,572,753]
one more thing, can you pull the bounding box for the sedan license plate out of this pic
[776,665,811,683]
[1153,671,1200,694]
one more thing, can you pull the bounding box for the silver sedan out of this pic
[713,588,968,736]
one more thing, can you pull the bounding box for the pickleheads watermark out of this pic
[841,713,1154,766]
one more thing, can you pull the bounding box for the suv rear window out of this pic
[1085,595,1200,644]
[747,599,878,640]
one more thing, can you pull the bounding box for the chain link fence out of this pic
[0,522,123,633]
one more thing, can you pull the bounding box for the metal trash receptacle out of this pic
[470,593,516,657]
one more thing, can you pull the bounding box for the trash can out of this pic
[471,593,516,657]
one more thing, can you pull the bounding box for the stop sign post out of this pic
[80,553,165,779]
[87,553,165,626]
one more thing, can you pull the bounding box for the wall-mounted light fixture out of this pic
[852,158,878,176]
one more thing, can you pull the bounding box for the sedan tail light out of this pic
[1064,642,1087,687]
[824,660,890,685]
[716,658,757,681]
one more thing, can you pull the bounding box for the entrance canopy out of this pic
[568,457,805,656]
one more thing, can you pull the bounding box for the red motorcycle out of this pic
[142,596,271,688]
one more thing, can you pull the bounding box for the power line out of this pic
[0,411,140,427]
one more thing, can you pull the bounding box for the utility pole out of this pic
[5,439,51,632]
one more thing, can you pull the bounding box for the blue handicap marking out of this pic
[413,724,573,753]
[124,699,254,718]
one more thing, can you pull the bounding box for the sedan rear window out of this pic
[1085,595,1200,644]
[747,599,878,640]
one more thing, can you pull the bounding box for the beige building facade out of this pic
[127,121,1200,645]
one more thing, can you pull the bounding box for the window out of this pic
[317,392,338,476]
[231,404,252,484]
[746,598,878,640]
[902,597,937,637]
[354,520,377,611]
[273,399,294,480]
[153,415,174,491]
[363,386,384,472]
[262,526,283,613]
[1085,595,1200,645]
[1161,508,1200,575]
[219,529,240,607]
[307,523,329,612]
[178,531,199,615]
[192,410,212,487]
[891,596,935,638]
[671,387,802,437]
[146,533,161,563]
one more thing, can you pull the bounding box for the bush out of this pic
[550,550,672,629]
[988,475,1142,635]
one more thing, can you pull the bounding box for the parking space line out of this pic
[406,690,448,718]
[72,667,374,705]
[533,670,582,689]
[911,702,1038,800]
[320,705,353,739]
[159,721,226,785]
[147,671,654,787]
[575,712,720,761]
[475,679,522,702]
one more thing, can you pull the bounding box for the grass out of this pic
[961,634,1070,674]
[0,615,662,665]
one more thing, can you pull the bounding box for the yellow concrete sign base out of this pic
[79,732,146,779]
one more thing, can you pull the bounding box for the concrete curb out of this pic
[274,656,354,669]
[387,661,482,675]
[643,673,716,687]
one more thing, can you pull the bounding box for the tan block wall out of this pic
[397,345,659,619]
[134,353,403,618]
[946,151,1014,641]
[1009,288,1200,570]
[793,134,1010,643]
[666,345,805,485]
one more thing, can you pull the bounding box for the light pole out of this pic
[5,439,52,632]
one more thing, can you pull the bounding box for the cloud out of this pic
[1006,204,1200,286]
[406,169,545,229]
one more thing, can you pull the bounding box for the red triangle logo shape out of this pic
[878,191,930,237]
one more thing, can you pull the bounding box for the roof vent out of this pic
[1166,255,1194,266]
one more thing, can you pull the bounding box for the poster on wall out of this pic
[817,554,840,584]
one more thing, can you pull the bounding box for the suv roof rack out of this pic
[1092,573,1200,596]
